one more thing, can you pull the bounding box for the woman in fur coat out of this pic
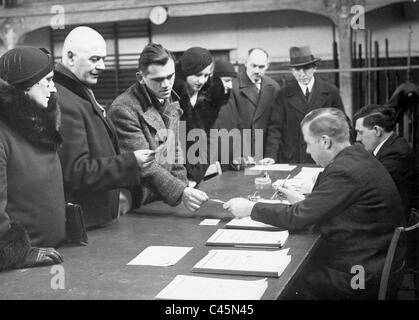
[0,47,65,271]
[174,48,236,186]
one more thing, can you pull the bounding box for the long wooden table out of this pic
[0,169,321,300]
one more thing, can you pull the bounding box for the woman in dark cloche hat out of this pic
[0,46,65,271]
[174,47,237,186]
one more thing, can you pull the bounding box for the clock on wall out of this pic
[149,6,168,25]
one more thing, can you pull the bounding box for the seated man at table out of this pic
[224,107,404,299]
[353,104,417,216]
[108,43,208,212]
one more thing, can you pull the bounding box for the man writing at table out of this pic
[224,108,404,299]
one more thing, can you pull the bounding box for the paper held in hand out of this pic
[206,229,289,248]
[193,248,291,277]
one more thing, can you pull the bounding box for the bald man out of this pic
[213,48,280,167]
[54,27,154,228]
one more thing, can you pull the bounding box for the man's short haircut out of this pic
[301,108,349,143]
[138,43,174,74]
[353,104,396,132]
[248,47,269,59]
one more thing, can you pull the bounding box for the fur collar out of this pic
[174,77,229,131]
[0,79,62,151]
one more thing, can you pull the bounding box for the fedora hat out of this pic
[288,46,321,67]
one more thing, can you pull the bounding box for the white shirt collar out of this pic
[298,77,315,94]
[373,133,393,156]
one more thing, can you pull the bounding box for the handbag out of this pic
[65,203,88,246]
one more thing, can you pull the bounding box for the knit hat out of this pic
[179,47,213,77]
[213,59,237,78]
[0,46,53,88]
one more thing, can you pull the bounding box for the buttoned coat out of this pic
[213,71,280,163]
[0,80,66,270]
[265,77,344,163]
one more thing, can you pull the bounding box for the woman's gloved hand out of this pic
[18,247,63,268]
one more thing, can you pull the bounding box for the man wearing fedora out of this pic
[264,46,344,163]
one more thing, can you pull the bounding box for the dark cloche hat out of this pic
[213,59,237,78]
[179,47,213,77]
[0,46,53,88]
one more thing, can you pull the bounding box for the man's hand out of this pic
[275,186,306,204]
[231,156,256,171]
[182,187,209,212]
[18,247,63,269]
[133,149,155,169]
[259,158,275,165]
[223,198,256,218]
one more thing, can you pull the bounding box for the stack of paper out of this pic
[225,217,282,231]
[156,275,268,300]
[206,229,289,248]
[193,248,291,277]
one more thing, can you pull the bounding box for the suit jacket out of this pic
[212,71,280,164]
[108,82,188,207]
[265,77,344,163]
[251,145,404,299]
[54,63,141,228]
[376,133,418,213]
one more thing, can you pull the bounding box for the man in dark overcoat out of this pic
[264,46,344,164]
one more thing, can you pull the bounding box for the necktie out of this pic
[305,87,310,101]
[255,82,261,92]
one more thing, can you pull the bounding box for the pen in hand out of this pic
[281,174,291,188]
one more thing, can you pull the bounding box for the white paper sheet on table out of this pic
[248,164,297,171]
[127,246,193,266]
[155,275,268,300]
[200,219,221,226]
